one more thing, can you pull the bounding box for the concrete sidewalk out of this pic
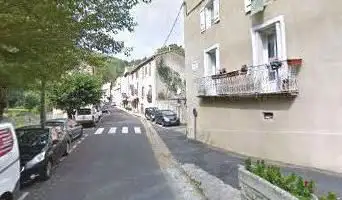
[153,125,342,198]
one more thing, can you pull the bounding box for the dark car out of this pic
[155,110,180,126]
[44,118,83,141]
[145,107,159,121]
[16,126,71,182]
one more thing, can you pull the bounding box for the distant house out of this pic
[117,51,187,122]
[184,0,342,173]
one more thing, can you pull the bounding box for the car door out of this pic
[50,128,62,163]
[71,120,82,138]
[66,120,76,139]
[155,112,161,124]
[55,127,68,159]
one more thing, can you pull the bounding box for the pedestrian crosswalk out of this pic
[92,126,143,135]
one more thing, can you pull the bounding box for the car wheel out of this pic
[63,142,71,156]
[41,160,52,181]
[162,121,166,127]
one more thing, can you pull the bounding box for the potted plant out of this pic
[287,59,303,66]
[241,65,248,73]
[239,159,337,200]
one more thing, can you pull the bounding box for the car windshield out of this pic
[45,121,64,127]
[78,109,91,115]
[17,129,49,147]
[161,110,175,115]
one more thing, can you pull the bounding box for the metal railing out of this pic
[197,61,299,97]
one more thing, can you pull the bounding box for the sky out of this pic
[115,0,184,61]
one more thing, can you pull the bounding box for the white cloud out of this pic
[115,0,184,61]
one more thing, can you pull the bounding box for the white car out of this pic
[75,107,100,127]
[0,122,20,200]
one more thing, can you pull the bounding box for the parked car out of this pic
[155,110,180,126]
[44,118,83,141]
[145,107,159,121]
[16,126,71,182]
[0,122,20,200]
[75,107,99,127]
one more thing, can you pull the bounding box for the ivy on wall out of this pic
[156,57,186,99]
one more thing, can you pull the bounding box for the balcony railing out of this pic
[197,60,300,97]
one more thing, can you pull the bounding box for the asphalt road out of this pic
[20,108,177,200]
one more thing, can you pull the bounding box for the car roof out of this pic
[16,126,50,131]
[45,118,68,122]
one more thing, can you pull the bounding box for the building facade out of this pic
[118,51,187,122]
[184,0,342,172]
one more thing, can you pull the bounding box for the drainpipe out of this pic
[192,108,198,140]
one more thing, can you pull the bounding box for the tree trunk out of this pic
[0,86,7,121]
[67,109,73,119]
[40,80,46,127]
[109,81,113,103]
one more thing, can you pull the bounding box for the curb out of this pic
[118,106,241,199]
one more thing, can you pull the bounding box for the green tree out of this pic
[23,91,40,111]
[48,73,102,118]
[156,44,185,56]
[0,0,151,119]
[97,57,126,102]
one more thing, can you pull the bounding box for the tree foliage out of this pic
[48,73,102,117]
[156,44,185,56]
[0,0,151,118]
[99,57,126,84]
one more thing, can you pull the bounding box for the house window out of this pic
[142,87,145,99]
[145,66,148,76]
[251,16,286,66]
[149,65,151,76]
[204,44,220,76]
[200,0,220,32]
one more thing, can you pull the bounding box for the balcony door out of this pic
[251,16,287,94]
[204,44,220,95]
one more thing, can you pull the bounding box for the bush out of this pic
[125,107,132,111]
[245,158,337,200]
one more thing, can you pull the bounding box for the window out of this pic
[200,0,220,32]
[148,65,151,76]
[142,87,145,99]
[145,66,148,76]
[251,16,286,66]
[204,44,220,76]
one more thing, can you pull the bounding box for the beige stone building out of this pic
[184,0,342,173]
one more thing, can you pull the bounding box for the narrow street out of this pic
[19,108,193,200]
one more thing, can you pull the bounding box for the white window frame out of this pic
[200,0,220,33]
[203,43,220,76]
[251,15,287,66]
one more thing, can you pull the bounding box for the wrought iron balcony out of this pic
[197,60,301,97]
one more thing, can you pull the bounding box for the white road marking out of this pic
[108,127,117,134]
[18,192,29,200]
[94,128,104,135]
[134,127,141,134]
[122,127,128,134]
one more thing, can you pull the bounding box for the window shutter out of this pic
[200,8,206,32]
[244,0,252,13]
[205,8,212,29]
[213,0,220,23]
